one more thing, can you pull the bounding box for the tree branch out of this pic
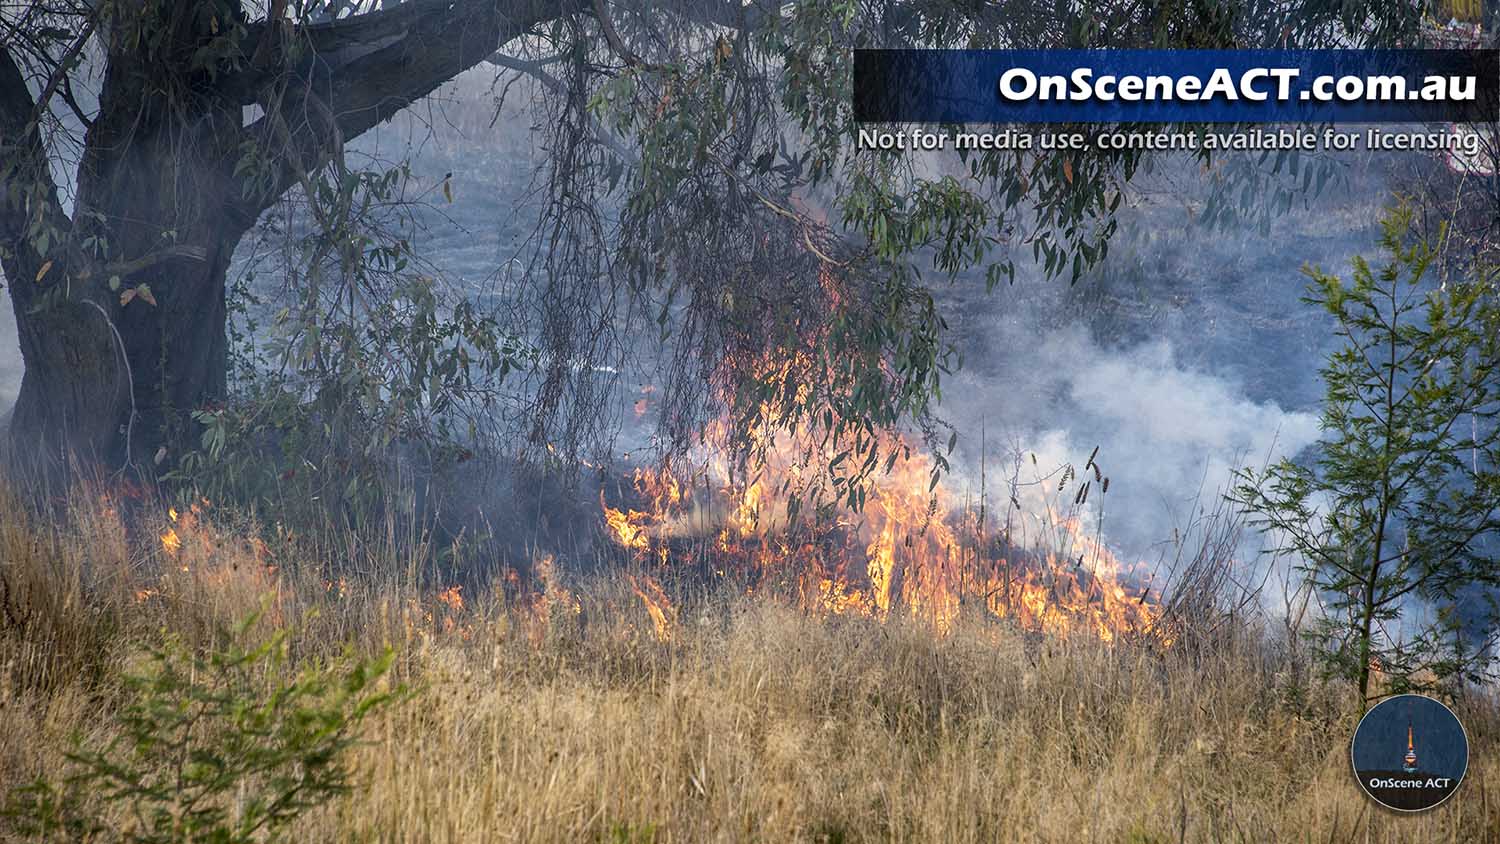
[485,51,638,162]
[308,0,591,142]
[591,0,657,69]
[0,45,74,296]
[237,0,589,222]
[57,74,94,130]
[28,17,96,129]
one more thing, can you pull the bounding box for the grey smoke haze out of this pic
[926,159,1387,562]
[945,333,1321,557]
[0,71,1393,573]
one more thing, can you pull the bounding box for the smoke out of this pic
[947,329,1320,558]
[315,96,1391,584]
[936,156,1390,563]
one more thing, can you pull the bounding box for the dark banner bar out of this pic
[853,49,1499,123]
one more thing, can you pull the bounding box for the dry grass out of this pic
[1,479,1497,843]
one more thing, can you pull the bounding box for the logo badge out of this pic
[1352,694,1468,812]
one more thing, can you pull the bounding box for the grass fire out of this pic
[2,2,1500,842]
[0,475,1496,841]
[600,431,1164,644]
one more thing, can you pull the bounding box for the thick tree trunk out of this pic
[2,0,580,481]
[7,249,232,475]
[8,296,130,473]
[3,2,246,479]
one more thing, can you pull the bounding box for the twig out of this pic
[28,17,97,127]
[590,0,662,70]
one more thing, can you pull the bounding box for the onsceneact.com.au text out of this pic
[997,67,1478,104]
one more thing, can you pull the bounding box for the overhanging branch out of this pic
[237,0,590,221]
[307,0,593,142]
[486,51,638,162]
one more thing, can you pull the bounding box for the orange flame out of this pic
[598,355,1165,642]
[437,585,465,612]
[629,574,676,641]
[160,527,182,556]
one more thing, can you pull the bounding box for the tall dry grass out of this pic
[0,477,1496,843]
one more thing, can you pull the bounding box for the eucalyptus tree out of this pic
[0,0,1416,493]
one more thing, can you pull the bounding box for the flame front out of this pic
[599,377,1164,641]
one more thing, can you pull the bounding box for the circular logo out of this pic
[1351,694,1468,812]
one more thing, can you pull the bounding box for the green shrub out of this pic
[2,614,401,843]
[1232,207,1500,704]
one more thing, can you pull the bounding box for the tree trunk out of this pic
[2,0,580,481]
[7,248,232,476]
[8,294,132,474]
[3,2,246,480]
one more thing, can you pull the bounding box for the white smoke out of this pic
[946,329,1320,560]
[936,160,1390,562]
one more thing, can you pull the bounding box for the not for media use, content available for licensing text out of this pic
[855,127,1486,156]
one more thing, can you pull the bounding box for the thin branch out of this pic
[82,299,136,474]
[486,51,638,162]
[57,73,93,129]
[591,0,662,70]
[76,244,210,282]
[28,16,96,128]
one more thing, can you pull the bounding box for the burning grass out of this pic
[600,435,1170,645]
[1,477,1498,842]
